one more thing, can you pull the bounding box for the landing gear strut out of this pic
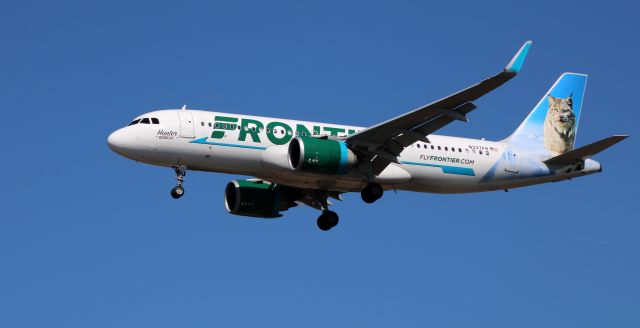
[361,183,383,204]
[170,165,187,199]
[317,211,339,231]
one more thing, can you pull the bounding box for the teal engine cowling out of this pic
[288,136,356,174]
[224,180,296,218]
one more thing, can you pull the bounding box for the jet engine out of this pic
[288,136,356,174]
[224,180,297,218]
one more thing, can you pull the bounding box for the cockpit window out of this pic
[140,118,150,124]
[128,119,141,126]
[151,118,159,124]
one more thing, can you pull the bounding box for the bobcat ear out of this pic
[548,95,556,102]
[562,92,573,106]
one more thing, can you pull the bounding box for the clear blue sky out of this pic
[1,1,638,327]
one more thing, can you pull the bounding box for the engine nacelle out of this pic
[288,136,356,174]
[224,180,294,218]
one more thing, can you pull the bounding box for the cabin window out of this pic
[417,144,421,148]
[128,119,141,126]
[479,150,483,155]
[208,123,212,127]
[201,122,205,126]
[140,118,150,124]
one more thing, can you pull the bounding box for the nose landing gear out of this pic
[170,185,184,199]
[170,165,187,199]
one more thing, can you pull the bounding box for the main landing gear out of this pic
[310,191,340,231]
[170,165,187,199]
[361,183,383,204]
[316,210,339,231]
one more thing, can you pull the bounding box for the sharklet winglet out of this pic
[505,40,532,73]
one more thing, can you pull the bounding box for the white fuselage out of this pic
[107,109,601,194]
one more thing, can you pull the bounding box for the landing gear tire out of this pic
[171,165,187,199]
[317,211,339,231]
[361,183,383,204]
[170,186,184,199]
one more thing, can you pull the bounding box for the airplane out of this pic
[107,41,627,231]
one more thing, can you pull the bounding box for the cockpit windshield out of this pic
[128,117,160,126]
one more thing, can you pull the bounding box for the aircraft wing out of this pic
[346,41,532,175]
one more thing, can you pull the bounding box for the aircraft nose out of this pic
[107,129,128,155]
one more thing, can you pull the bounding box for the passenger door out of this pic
[177,110,195,138]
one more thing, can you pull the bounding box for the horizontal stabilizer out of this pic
[544,135,628,165]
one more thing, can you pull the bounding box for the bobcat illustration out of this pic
[543,95,576,154]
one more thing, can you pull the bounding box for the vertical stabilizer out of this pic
[507,73,588,155]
